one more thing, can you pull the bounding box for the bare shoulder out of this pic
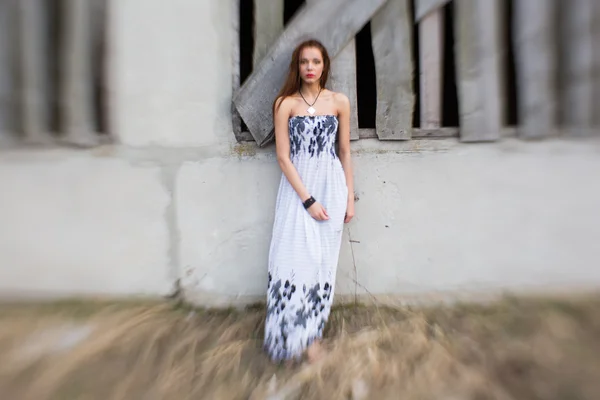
[332,91,350,111]
[274,95,295,117]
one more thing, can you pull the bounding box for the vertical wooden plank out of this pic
[306,0,359,140]
[330,42,359,140]
[16,0,51,142]
[371,0,414,140]
[0,0,16,137]
[251,0,284,142]
[593,2,600,129]
[557,0,595,136]
[418,6,444,128]
[231,0,244,141]
[454,0,506,142]
[415,0,451,22]
[513,0,558,139]
[59,0,99,146]
[254,0,284,67]
[90,0,107,135]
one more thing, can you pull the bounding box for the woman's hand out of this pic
[308,202,329,221]
[344,197,355,223]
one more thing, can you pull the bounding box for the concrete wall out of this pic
[1,0,600,305]
[108,0,234,147]
[2,138,600,305]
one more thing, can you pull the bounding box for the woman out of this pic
[264,39,355,364]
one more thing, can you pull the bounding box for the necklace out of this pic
[299,87,322,115]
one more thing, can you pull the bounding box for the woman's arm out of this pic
[274,97,329,221]
[336,93,355,223]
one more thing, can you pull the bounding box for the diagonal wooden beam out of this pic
[371,0,414,140]
[233,0,388,146]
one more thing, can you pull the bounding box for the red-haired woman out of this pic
[264,39,355,364]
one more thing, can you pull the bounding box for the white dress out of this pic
[264,114,348,362]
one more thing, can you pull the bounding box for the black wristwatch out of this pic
[303,196,316,209]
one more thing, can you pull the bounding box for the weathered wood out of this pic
[16,0,50,142]
[254,0,284,67]
[513,0,558,139]
[90,0,107,135]
[454,0,506,142]
[411,127,457,139]
[415,0,451,23]
[0,0,16,136]
[330,43,359,140]
[59,0,99,146]
[231,0,246,141]
[593,2,600,129]
[245,0,285,142]
[233,0,388,146]
[358,127,458,139]
[306,0,359,140]
[371,0,414,140]
[557,0,595,135]
[418,7,444,128]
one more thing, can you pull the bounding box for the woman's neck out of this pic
[300,82,322,98]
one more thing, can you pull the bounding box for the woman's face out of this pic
[299,46,324,85]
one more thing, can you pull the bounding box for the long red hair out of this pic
[272,39,331,114]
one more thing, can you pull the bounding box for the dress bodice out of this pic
[288,115,339,159]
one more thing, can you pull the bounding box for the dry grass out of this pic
[0,294,599,400]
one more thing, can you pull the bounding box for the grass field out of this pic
[1,294,599,399]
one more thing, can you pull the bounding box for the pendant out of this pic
[307,106,316,115]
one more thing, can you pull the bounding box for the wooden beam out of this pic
[231,1,254,143]
[0,0,16,136]
[90,0,107,135]
[418,5,444,128]
[557,0,595,136]
[330,42,360,140]
[233,0,388,146]
[231,0,253,142]
[594,2,600,130]
[371,0,414,140]
[306,0,359,140]
[239,127,460,140]
[454,0,506,142]
[253,0,284,67]
[358,127,458,139]
[59,0,99,147]
[513,0,558,139]
[415,0,451,23]
[16,0,51,143]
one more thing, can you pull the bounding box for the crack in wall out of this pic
[159,164,182,294]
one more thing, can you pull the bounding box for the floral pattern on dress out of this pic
[289,115,339,159]
[264,114,346,362]
[264,272,334,362]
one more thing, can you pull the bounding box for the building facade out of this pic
[1,0,599,305]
